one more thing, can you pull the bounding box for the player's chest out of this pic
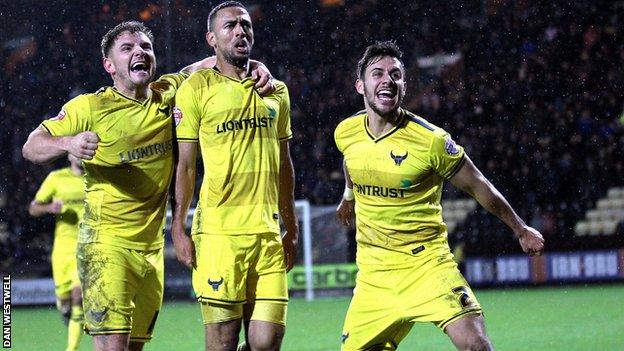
[92,104,173,165]
[344,139,433,188]
[199,89,279,137]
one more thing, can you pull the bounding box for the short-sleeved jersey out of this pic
[334,109,465,252]
[41,73,186,250]
[34,167,85,241]
[175,68,292,236]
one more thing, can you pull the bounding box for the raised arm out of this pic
[22,127,99,164]
[279,140,299,272]
[171,142,198,268]
[336,159,355,227]
[449,155,545,255]
[181,56,274,95]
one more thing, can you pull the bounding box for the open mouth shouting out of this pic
[129,60,151,79]
[376,87,397,105]
[233,39,250,55]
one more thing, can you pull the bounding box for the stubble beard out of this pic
[365,90,402,119]
[224,50,250,69]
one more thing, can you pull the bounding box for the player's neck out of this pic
[214,59,249,80]
[366,109,402,137]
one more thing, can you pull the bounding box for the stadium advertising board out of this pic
[287,263,358,290]
[10,278,55,305]
[465,249,624,286]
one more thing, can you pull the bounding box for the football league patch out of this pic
[49,109,66,121]
[173,106,183,126]
[444,137,460,155]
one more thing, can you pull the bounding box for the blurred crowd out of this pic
[1,0,622,270]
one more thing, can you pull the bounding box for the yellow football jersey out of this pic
[175,68,292,236]
[334,109,465,252]
[41,73,186,250]
[34,167,85,240]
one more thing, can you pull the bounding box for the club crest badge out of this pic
[390,151,408,166]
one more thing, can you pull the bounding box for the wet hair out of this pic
[356,41,404,79]
[101,21,154,58]
[207,1,246,32]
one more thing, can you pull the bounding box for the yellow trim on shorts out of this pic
[197,296,288,305]
[197,296,247,305]
[130,336,152,342]
[439,308,483,331]
[86,327,131,335]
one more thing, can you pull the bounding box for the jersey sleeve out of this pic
[430,131,466,179]
[334,121,346,154]
[155,72,188,90]
[34,173,56,203]
[174,77,201,142]
[276,82,292,141]
[40,95,91,137]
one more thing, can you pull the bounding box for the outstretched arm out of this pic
[449,155,545,255]
[23,127,99,164]
[171,142,198,268]
[336,160,355,227]
[181,56,274,95]
[279,140,299,272]
[29,200,63,217]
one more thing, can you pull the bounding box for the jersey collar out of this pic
[110,87,150,106]
[364,108,406,143]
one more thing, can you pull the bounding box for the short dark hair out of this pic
[207,1,246,32]
[101,21,154,58]
[356,41,404,79]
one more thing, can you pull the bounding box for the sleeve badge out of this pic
[444,137,460,155]
[173,106,183,126]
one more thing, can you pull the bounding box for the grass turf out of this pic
[11,284,624,350]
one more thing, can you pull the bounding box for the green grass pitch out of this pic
[11,284,624,350]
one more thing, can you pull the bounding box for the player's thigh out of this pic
[245,232,288,325]
[445,314,493,351]
[341,276,410,351]
[401,240,482,330]
[193,234,254,305]
[243,300,287,329]
[130,248,164,343]
[78,242,141,335]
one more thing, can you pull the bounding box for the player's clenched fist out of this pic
[66,131,99,160]
[516,226,545,256]
[336,198,355,227]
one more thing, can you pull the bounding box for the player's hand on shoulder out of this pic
[282,230,298,272]
[250,61,275,96]
[336,199,355,227]
[516,225,545,256]
[66,131,99,160]
[171,226,195,269]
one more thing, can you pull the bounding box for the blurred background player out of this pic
[172,2,298,350]
[335,41,544,351]
[28,154,85,351]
